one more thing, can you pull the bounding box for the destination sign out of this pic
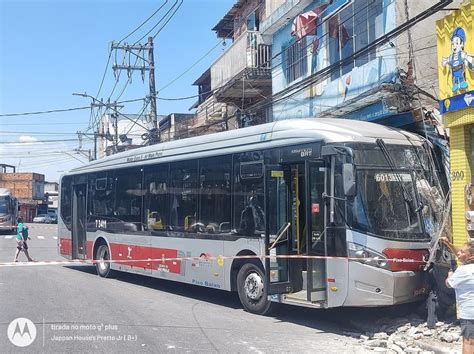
[126,151,163,163]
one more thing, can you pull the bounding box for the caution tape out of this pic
[0,254,426,267]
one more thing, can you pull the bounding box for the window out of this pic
[169,161,198,232]
[247,10,259,31]
[198,156,232,233]
[144,164,169,232]
[284,37,308,83]
[88,172,114,218]
[114,168,143,226]
[328,0,384,80]
[233,152,265,235]
[60,176,72,230]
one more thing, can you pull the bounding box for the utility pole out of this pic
[147,37,159,144]
[94,130,98,161]
[111,37,160,144]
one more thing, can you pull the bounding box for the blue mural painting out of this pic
[270,0,399,122]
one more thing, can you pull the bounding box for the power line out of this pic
[119,0,170,43]
[0,106,90,117]
[243,0,451,116]
[158,39,224,92]
[152,0,183,40]
[95,49,113,100]
[0,139,78,144]
[134,0,179,44]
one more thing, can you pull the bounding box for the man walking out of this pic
[14,217,34,262]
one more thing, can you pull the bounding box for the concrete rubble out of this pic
[344,315,462,353]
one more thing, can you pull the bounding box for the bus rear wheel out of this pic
[237,263,276,315]
[96,244,113,278]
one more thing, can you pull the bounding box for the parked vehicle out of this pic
[47,210,58,224]
[33,214,52,223]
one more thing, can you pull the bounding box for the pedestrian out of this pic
[440,237,474,354]
[13,217,34,262]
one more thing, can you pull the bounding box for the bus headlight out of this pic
[347,242,390,270]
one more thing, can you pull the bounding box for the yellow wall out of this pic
[445,109,473,248]
[437,0,474,100]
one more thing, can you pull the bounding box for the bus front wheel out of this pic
[96,244,113,278]
[237,263,276,315]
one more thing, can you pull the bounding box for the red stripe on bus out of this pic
[59,238,71,256]
[86,240,93,258]
[106,243,182,274]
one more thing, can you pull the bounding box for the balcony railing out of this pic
[211,31,271,90]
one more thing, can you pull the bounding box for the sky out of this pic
[0,0,234,182]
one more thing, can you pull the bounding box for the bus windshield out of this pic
[349,169,424,240]
[0,199,8,214]
[347,143,443,241]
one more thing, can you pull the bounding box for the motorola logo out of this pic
[7,317,37,347]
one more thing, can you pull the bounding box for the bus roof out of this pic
[0,188,12,197]
[67,118,422,175]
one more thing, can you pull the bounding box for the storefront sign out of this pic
[437,0,474,106]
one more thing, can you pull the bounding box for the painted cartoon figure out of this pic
[442,27,474,93]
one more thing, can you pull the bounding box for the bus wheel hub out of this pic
[244,272,263,300]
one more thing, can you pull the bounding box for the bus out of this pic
[58,118,445,315]
[0,188,18,233]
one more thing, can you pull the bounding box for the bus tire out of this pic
[236,262,276,316]
[96,244,113,278]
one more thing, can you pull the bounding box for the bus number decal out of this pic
[95,219,107,229]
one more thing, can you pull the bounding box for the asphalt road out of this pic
[0,224,368,353]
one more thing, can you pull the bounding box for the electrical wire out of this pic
[0,3,443,124]
[0,139,79,144]
[119,0,169,43]
[158,39,224,92]
[151,0,183,40]
[0,106,90,117]
[134,0,179,44]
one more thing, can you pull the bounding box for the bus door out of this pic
[304,160,327,302]
[72,182,87,259]
[264,165,294,294]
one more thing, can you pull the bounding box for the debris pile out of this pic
[345,315,462,353]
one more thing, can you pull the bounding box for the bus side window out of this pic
[198,155,232,234]
[114,168,143,232]
[169,161,198,232]
[144,164,169,233]
[232,157,265,236]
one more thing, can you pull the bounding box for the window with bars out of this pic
[328,0,384,81]
[284,37,308,83]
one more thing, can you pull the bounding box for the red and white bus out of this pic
[58,119,445,314]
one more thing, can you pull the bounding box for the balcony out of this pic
[260,0,314,35]
[211,31,272,106]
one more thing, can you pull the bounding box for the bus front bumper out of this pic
[343,261,427,306]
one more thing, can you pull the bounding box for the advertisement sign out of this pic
[437,0,474,113]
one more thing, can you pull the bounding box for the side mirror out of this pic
[343,163,356,197]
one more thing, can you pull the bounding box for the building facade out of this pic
[437,0,474,248]
[262,0,446,127]
[159,113,198,142]
[194,0,273,131]
[0,172,45,222]
[195,0,451,134]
